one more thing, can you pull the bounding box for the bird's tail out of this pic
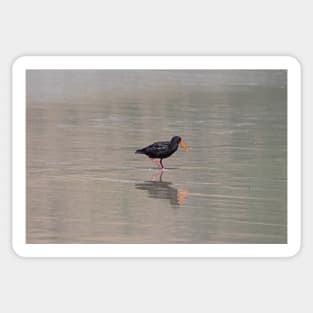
[135,149,144,154]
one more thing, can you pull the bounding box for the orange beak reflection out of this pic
[179,139,189,152]
[178,190,188,205]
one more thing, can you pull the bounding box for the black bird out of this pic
[135,136,189,169]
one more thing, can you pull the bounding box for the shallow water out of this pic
[26,70,287,243]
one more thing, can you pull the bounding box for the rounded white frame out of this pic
[12,56,301,258]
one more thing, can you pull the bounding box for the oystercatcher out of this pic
[135,136,189,169]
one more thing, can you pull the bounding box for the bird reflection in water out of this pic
[135,171,188,207]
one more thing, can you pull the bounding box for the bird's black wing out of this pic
[143,141,170,158]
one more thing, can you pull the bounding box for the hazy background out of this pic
[26,70,287,244]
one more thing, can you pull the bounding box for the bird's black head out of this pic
[170,136,182,144]
[171,136,189,152]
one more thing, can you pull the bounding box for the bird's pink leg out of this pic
[149,158,162,169]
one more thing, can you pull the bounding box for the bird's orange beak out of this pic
[179,140,189,152]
